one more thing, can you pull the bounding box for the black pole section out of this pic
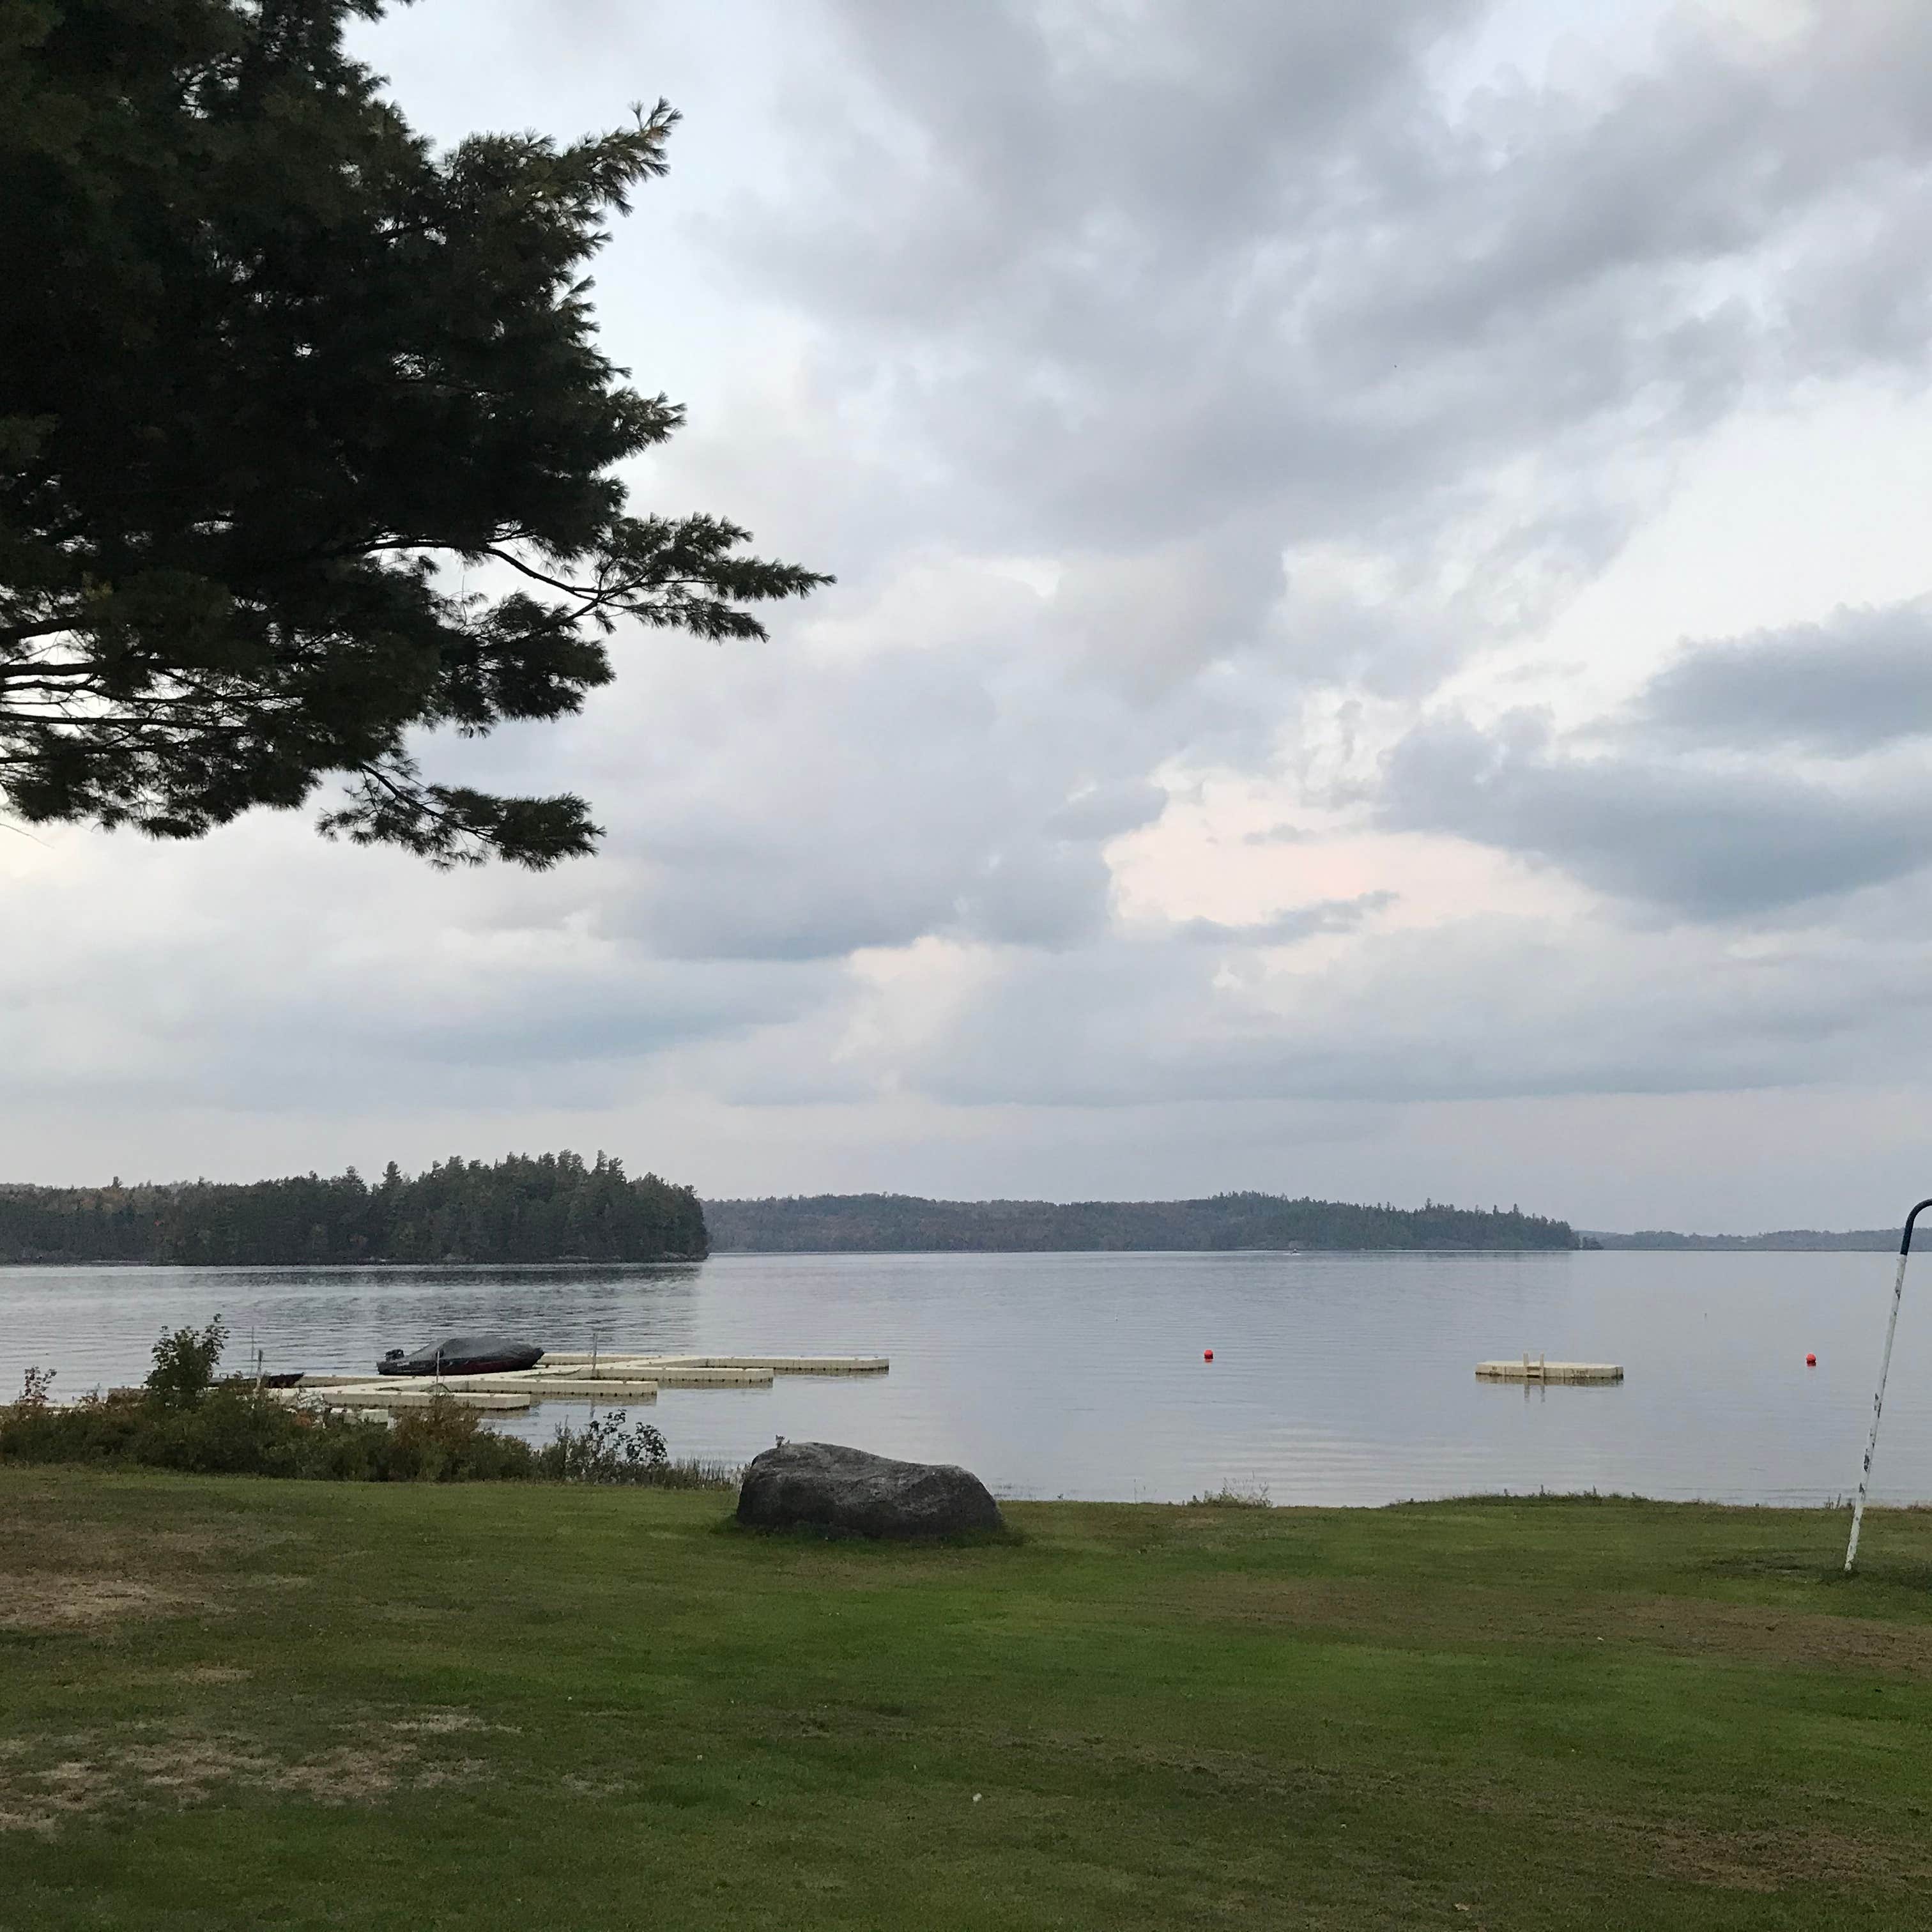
[1901,1199,1932,1256]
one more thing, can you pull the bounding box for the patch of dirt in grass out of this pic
[1168,1574,1932,1675]
[9,1516,304,1572]
[1447,1771,1932,1894]
[387,1709,518,1736]
[114,1738,279,1802]
[1482,1797,1932,1895]
[0,1498,314,1639]
[0,1728,489,1834]
[146,1529,240,1558]
[0,1758,112,1832]
[1636,1821,1812,1892]
[714,1700,1931,1905]
[560,1770,635,1798]
[0,1575,208,1631]
[268,1745,414,1804]
[1576,1596,1932,1674]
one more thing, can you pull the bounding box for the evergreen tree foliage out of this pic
[0,1151,707,1263]
[0,1,825,865]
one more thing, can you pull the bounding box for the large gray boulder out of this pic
[737,1440,1004,1539]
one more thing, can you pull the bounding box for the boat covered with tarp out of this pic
[376,1335,544,1377]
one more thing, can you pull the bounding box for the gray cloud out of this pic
[0,831,843,1113]
[1380,709,1932,918]
[1630,599,1932,755]
[1380,590,1932,918]
[737,905,1932,1114]
[554,608,1175,961]
[1175,893,1397,946]
[714,0,1932,693]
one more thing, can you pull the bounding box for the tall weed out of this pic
[538,1409,736,1489]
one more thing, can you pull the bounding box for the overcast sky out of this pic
[9,0,1932,1229]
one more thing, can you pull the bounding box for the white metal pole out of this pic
[1846,1198,1932,1575]
[1846,1253,1910,1572]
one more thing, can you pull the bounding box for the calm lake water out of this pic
[2,1249,1928,1506]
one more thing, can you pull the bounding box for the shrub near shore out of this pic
[0,1317,731,1488]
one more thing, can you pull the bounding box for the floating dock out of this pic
[269,1384,533,1411]
[536,1353,888,1375]
[282,1351,887,1409]
[1476,1357,1623,1384]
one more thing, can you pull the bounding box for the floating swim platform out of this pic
[1476,1358,1623,1384]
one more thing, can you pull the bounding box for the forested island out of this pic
[703,1193,1582,1254]
[0,1153,707,1266]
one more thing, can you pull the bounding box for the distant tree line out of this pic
[0,1153,707,1265]
[702,1192,1582,1254]
[1583,1227,1898,1252]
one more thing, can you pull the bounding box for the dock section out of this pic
[283,1351,887,1411]
[269,1384,533,1411]
[537,1353,888,1374]
[1476,1358,1623,1384]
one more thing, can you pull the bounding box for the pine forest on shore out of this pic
[0,1154,707,1266]
[702,1192,1583,1254]
[0,1172,1590,1264]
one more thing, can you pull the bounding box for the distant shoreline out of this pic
[2,1245,1579,1268]
[0,1242,1900,1266]
[0,1247,1904,1269]
[4,1170,1905,1262]
[1581,1230,1901,1253]
[1,1180,1583,1264]
[703,1192,1581,1255]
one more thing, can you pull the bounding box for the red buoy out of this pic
[1204,1349,1214,1361]
[1806,1353,1817,1367]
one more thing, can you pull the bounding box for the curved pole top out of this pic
[1903,1200,1932,1256]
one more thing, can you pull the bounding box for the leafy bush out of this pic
[385,1398,537,1482]
[1186,1483,1273,1508]
[0,1380,542,1483]
[0,1345,736,1487]
[2,1317,739,1489]
[146,1317,227,1406]
[539,1408,667,1482]
[537,1409,736,1489]
[141,1384,314,1475]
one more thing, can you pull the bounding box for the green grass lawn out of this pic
[4,1472,1932,1929]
